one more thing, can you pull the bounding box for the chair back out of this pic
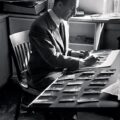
[10,30,30,74]
[10,30,34,89]
[10,31,40,109]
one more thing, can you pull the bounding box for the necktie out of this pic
[59,22,65,43]
[59,22,67,54]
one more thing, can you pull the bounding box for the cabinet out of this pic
[102,22,120,49]
[9,14,95,51]
[70,15,120,50]
[0,15,10,88]
[69,21,95,50]
[9,15,36,34]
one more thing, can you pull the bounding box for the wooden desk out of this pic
[28,50,120,111]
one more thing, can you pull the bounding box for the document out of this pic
[81,50,120,70]
[101,81,120,100]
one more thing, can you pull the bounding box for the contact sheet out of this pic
[32,68,116,106]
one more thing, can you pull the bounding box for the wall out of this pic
[102,23,120,49]
[78,0,114,14]
[0,15,10,88]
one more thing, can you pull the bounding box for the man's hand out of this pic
[79,50,89,59]
[84,55,99,66]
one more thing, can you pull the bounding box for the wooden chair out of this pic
[9,30,40,120]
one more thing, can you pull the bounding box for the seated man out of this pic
[28,0,97,91]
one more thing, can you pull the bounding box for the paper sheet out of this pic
[101,81,120,99]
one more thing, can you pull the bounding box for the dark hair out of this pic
[54,0,69,6]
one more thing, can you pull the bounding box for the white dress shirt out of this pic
[49,9,61,28]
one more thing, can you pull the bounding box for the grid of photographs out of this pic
[33,50,119,106]
[34,71,95,104]
[34,67,116,105]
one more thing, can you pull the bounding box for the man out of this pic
[28,0,97,91]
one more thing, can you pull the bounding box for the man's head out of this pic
[53,0,76,20]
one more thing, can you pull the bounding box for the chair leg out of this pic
[14,91,22,120]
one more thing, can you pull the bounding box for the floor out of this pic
[0,80,44,120]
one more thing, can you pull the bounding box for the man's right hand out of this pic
[83,55,98,66]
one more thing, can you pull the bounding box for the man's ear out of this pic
[56,1,63,9]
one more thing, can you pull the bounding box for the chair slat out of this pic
[20,44,28,70]
[24,43,30,68]
[14,47,23,71]
[18,45,25,71]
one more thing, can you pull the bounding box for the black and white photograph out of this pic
[0,0,120,120]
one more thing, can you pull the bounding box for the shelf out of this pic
[69,43,93,51]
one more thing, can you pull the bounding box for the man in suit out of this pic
[28,0,97,91]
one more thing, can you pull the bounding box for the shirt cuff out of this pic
[79,59,85,68]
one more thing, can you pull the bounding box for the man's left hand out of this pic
[79,50,89,58]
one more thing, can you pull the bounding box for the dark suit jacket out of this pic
[28,12,80,90]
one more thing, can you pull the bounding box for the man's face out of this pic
[60,0,76,20]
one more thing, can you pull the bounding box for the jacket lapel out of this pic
[45,13,64,53]
[52,29,64,52]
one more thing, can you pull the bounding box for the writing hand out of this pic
[84,55,98,66]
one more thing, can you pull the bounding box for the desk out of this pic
[70,14,120,50]
[28,50,120,111]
